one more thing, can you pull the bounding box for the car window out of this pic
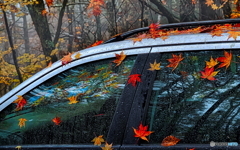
[0,56,136,145]
[146,50,240,144]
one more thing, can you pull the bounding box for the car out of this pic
[0,19,240,150]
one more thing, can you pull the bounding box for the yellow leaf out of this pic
[18,118,27,128]
[101,142,113,150]
[75,53,81,59]
[15,146,21,150]
[205,56,218,68]
[148,60,161,71]
[68,96,79,104]
[91,135,105,146]
[227,31,240,40]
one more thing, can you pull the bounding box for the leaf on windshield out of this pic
[112,51,126,67]
[217,51,232,69]
[68,96,79,104]
[18,118,27,128]
[91,135,105,146]
[133,123,153,142]
[166,54,184,71]
[148,60,161,71]
[161,135,180,146]
[61,53,72,65]
[101,142,113,150]
[205,56,218,68]
[200,67,219,81]
[52,117,62,125]
[127,74,141,87]
[13,95,27,111]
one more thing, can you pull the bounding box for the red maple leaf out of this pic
[166,54,184,71]
[133,123,153,142]
[217,51,232,69]
[13,95,27,111]
[200,67,219,81]
[127,74,141,87]
[88,40,103,48]
[149,23,160,38]
[52,117,62,125]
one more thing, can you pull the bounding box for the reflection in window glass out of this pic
[0,56,136,145]
[147,50,240,144]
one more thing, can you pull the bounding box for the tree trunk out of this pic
[67,5,73,52]
[23,13,30,53]
[2,9,23,83]
[27,0,57,62]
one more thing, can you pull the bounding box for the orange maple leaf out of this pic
[133,123,153,142]
[91,135,105,146]
[61,53,72,65]
[13,95,27,111]
[112,51,126,67]
[46,0,54,7]
[52,117,61,125]
[217,51,232,69]
[205,56,218,68]
[132,33,149,43]
[166,54,184,71]
[101,142,113,150]
[18,118,27,128]
[127,74,141,87]
[88,40,103,48]
[161,135,180,146]
[87,0,105,16]
[200,67,219,80]
[67,96,79,104]
[227,31,240,40]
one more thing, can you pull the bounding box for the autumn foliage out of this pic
[133,123,154,142]
[87,0,105,16]
[161,135,180,146]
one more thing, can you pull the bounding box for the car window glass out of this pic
[147,50,240,144]
[0,56,136,145]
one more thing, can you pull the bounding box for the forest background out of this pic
[0,0,239,97]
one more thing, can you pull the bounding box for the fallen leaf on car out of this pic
[166,54,184,71]
[133,123,153,142]
[75,52,81,59]
[161,135,180,146]
[52,117,61,125]
[148,60,161,71]
[61,53,72,65]
[205,56,218,68]
[217,51,232,69]
[13,95,27,111]
[127,74,141,87]
[112,51,126,67]
[18,118,27,128]
[200,67,219,80]
[68,96,79,104]
[91,135,105,146]
[101,142,113,150]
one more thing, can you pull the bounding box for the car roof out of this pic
[1,19,240,111]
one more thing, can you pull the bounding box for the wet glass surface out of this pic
[147,50,240,144]
[0,56,136,145]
